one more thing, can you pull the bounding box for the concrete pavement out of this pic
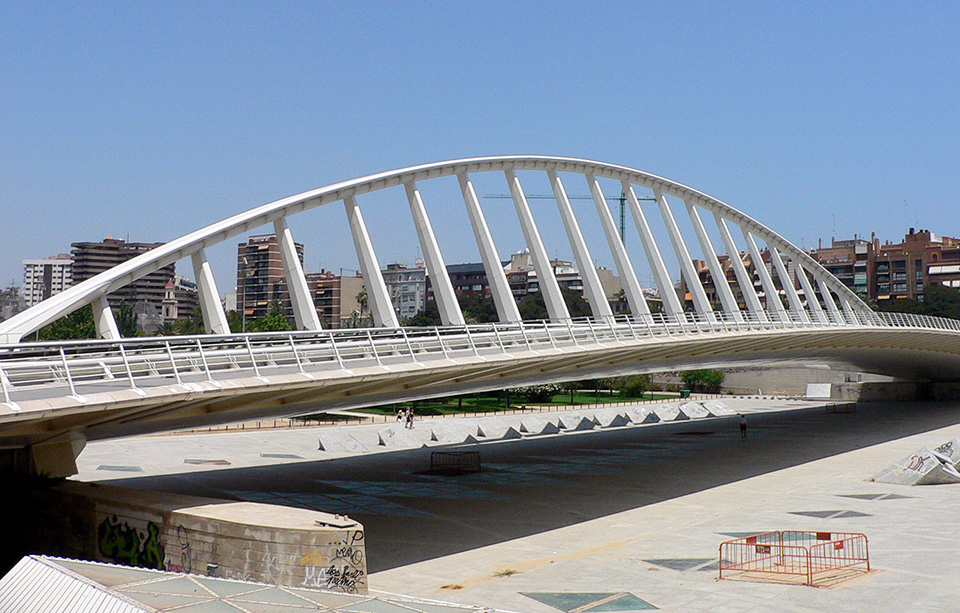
[75,398,960,611]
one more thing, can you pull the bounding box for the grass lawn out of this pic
[345,391,677,417]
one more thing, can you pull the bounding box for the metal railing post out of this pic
[59,347,78,398]
[288,334,307,375]
[165,341,183,386]
[195,338,214,383]
[329,332,347,371]
[117,343,140,392]
[366,330,384,367]
[464,324,481,357]
[0,367,13,406]
[401,328,421,365]
[435,327,450,360]
[244,336,263,379]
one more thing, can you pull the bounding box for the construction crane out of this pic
[484,190,654,246]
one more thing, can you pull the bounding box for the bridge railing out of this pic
[0,310,958,407]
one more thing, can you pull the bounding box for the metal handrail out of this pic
[1,310,959,404]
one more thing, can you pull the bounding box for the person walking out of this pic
[739,414,747,438]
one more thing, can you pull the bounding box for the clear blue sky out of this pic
[2,1,958,291]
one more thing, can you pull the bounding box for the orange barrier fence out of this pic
[719,531,869,587]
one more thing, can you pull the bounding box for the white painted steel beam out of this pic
[406,181,465,326]
[551,171,612,320]
[769,247,810,323]
[817,278,842,320]
[626,185,684,316]
[192,249,230,335]
[458,172,521,323]
[743,230,789,322]
[796,264,829,324]
[92,295,120,340]
[715,214,766,321]
[686,201,742,321]
[0,155,874,343]
[273,218,322,331]
[592,179,651,318]
[344,195,399,328]
[656,190,714,318]
[505,169,569,321]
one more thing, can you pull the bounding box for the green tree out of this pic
[246,301,293,332]
[405,300,442,327]
[510,384,562,403]
[36,305,97,340]
[517,287,592,321]
[115,303,140,337]
[615,374,652,398]
[680,369,725,393]
[921,283,960,320]
[875,283,960,321]
[226,310,244,333]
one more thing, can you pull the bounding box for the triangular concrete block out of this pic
[703,399,737,416]
[874,447,960,485]
[679,401,711,419]
[592,408,629,428]
[654,403,684,421]
[934,438,960,468]
[519,415,561,435]
[317,430,368,453]
[625,406,660,424]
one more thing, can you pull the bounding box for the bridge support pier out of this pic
[0,433,85,479]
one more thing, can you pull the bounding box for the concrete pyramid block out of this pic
[430,422,479,445]
[475,419,523,440]
[625,406,660,424]
[377,426,426,448]
[703,399,737,416]
[557,411,597,431]
[592,407,630,428]
[934,438,960,468]
[654,403,685,421]
[519,414,561,436]
[873,447,960,485]
[317,429,368,453]
[679,401,711,419]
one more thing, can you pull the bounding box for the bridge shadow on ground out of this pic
[96,401,960,573]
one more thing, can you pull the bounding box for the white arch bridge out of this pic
[2,156,960,476]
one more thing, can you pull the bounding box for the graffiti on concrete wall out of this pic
[300,529,366,593]
[97,515,166,570]
[164,524,193,573]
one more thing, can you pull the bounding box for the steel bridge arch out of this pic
[0,155,870,344]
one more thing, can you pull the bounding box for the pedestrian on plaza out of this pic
[396,408,404,424]
[739,414,747,438]
[405,407,414,429]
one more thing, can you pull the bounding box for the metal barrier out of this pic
[430,451,481,474]
[719,531,869,587]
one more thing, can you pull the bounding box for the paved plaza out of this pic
[75,398,960,611]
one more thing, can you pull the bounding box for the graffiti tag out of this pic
[98,515,165,570]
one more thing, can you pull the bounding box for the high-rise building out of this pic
[870,229,960,303]
[382,261,426,321]
[236,234,304,321]
[22,254,73,307]
[305,269,365,328]
[809,237,872,297]
[0,286,27,322]
[71,238,174,311]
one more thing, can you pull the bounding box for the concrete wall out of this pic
[17,481,367,594]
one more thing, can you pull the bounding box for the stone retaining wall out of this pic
[19,481,367,594]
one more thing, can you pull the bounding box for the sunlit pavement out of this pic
[77,399,960,612]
